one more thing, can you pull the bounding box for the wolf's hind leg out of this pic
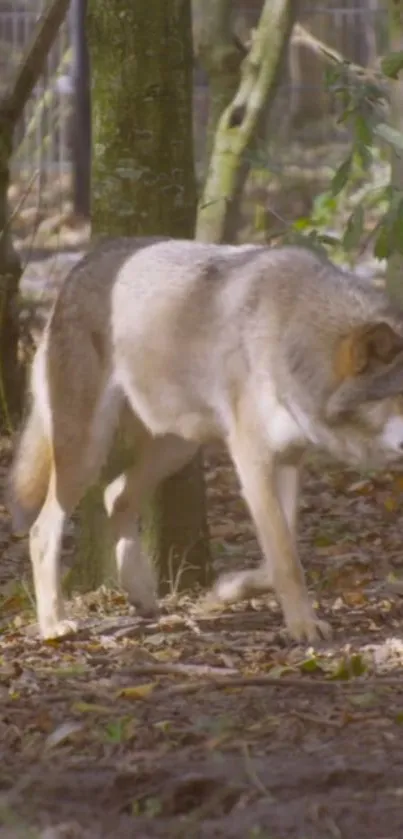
[104,432,198,612]
[30,383,122,641]
[29,471,74,640]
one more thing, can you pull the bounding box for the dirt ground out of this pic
[2,441,403,839]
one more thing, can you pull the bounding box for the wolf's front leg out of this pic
[218,413,330,643]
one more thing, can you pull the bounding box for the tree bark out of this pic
[75,0,211,596]
[196,0,296,245]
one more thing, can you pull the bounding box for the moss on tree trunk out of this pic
[74,0,211,596]
[0,115,22,432]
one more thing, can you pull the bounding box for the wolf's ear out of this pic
[334,322,403,380]
[327,323,403,420]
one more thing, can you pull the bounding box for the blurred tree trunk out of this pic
[75,0,211,596]
[0,0,70,432]
[70,0,91,220]
[192,0,245,170]
[0,127,21,432]
[386,0,403,306]
[196,0,295,244]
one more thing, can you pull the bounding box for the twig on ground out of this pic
[241,742,274,798]
[118,662,240,679]
[160,674,403,696]
[291,710,343,727]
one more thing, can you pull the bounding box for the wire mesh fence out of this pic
[2,1,71,181]
[2,1,389,205]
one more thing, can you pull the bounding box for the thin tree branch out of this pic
[1,0,71,125]
[291,23,388,99]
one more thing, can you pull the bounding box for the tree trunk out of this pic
[70,0,91,220]
[196,0,296,244]
[386,0,403,306]
[193,0,245,171]
[0,115,21,431]
[75,0,211,597]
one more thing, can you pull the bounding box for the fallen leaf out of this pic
[343,590,367,607]
[299,656,325,674]
[45,721,84,749]
[117,682,157,700]
[348,692,378,708]
[330,653,367,680]
[72,701,112,715]
[384,496,397,513]
[268,665,296,678]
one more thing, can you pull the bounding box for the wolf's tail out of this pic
[7,385,51,535]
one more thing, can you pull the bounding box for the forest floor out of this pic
[2,444,403,839]
[2,177,403,838]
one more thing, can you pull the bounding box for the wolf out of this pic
[7,236,403,642]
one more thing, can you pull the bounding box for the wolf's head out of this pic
[322,320,403,465]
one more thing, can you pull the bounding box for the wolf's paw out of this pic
[41,619,79,641]
[125,576,159,617]
[212,569,273,605]
[128,596,159,618]
[284,604,331,644]
[211,572,246,604]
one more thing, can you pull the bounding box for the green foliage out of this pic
[286,54,403,265]
[381,50,403,79]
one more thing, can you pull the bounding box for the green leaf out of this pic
[356,142,373,171]
[374,193,403,260]
[293,216,311,232]
[318,233,342,247]
[354,113,373,147]
[343,205,365,251]
[331,156,353,196]
[330,653,367,680]
[254,204,267,233]
[299,656,324,674]
[374,225,392,260]
[381,51,403,79]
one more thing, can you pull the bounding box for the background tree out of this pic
[0,0,70,431]
[70,0,91,221]
[196,0,296,244]
[192,0,246,169]
[74,0,211,596]
[386,0,403,305]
